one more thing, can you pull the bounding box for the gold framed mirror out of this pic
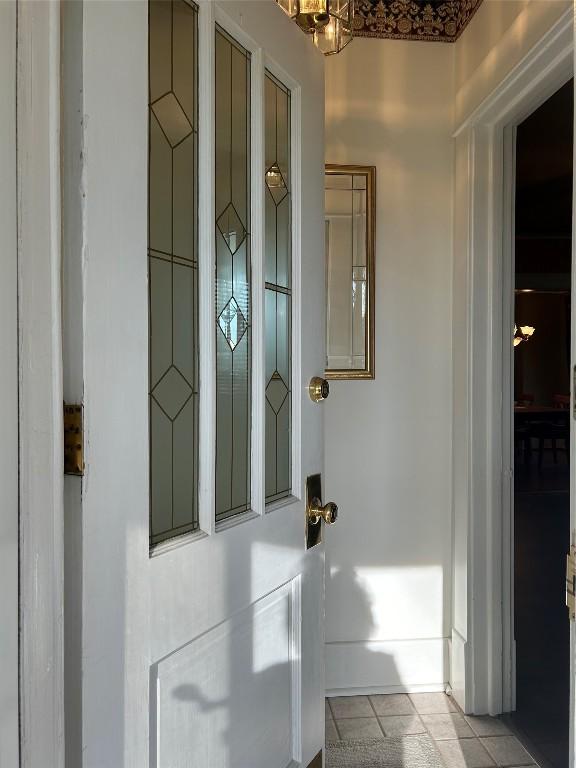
[325,164,375,379]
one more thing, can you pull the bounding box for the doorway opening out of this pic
[508,78,573,768]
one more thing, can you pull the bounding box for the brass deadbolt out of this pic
[307,497,338,526]
[309,376,329,403]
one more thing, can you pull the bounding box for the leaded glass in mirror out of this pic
[325,165,375,379]
[149,0,199,546]
[264,71,292,504]
[215,27,252,522]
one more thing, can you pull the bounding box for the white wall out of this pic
[454,0,570,128]
[324,0,572,699]
[324,37,454,694]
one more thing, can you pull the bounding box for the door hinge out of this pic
[566,542,576,621]
[64,403,84,476]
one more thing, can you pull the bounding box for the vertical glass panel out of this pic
[325,168,374,376]
[149,0,199,546]
[215,27,252,522]
[264,71,292,505]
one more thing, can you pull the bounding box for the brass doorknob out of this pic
[307,497,338,525]
[309,376,330,403]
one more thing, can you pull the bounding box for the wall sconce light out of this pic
[276,0,354,55]
[514,324,535,347]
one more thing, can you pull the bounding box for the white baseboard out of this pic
[450,628,469,712]
[326,683,448,697]
[325,637,449,696]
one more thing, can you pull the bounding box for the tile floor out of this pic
[326,693,539,768]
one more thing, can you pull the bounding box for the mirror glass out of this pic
[325,165,375,379]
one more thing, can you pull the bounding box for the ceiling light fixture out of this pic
[513,324,535,347]
[276,0,354,55]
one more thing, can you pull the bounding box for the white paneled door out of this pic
[74,1,326,766]
[0,2,19,765]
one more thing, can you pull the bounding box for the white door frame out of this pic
[17,1,65,766]
[0,2,20,764]
[451,7,573,717]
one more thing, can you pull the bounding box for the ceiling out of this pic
[354,0,484,42]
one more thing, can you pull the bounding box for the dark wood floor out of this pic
[511,456,570,768]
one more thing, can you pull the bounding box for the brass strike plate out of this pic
[64,404,84,476]
[306,473,323,550]
[567,543,576,621]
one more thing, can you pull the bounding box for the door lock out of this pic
[308,376,329,403]
[307,498,338,525]
[306,473,338,549]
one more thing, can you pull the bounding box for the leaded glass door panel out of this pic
[75,2,326,766]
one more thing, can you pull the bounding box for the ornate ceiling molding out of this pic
[353,0,484,42]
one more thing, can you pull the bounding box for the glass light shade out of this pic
[277,0,353,54]
[266,164,285,190]
[513,323,535,347]
[277,0,328,31]
[314,12,353,54]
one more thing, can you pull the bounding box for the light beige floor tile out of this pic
[422,714,476,740]
[329,696,374,719]
[325,719,339,742]
[480,736,535,766]
[410,692,458,714]
[465,717,511,738]
[378,714,426,736]
[370,693,416,716]
[435,739,496,768]
[335,717,384,739]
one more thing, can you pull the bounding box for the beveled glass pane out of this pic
[325,187,350,216]
[275,197,291,289]
[151,399,173,536]
[215,27,252,522]
[172,0,197,127]
[149,0,171,103]
[352,189,367,267]
[173,134,197,261]
[264,70,292,505]
[325,173,352,190]
[352,274,366,366]
[149,0,199,546]
[149,112,172,255]
[325,166,374,378]
[326,216,353,362]
[172,397,197,527]
[149,256,173,386]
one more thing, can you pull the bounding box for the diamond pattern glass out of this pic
[264,71,292,504]
[217,203,247,256]
[266,164,289,206]
[149,0,199,546]
[151,92,193,148]
[215,27,252,522]
[266,371,289,414]
[218,297,248,351]
[152,366,194,421]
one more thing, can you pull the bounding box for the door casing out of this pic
[451,5,573,721]
[15,1,66,766]
[0,2,19,764]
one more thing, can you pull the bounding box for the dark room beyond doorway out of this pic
[509,78,573,768]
